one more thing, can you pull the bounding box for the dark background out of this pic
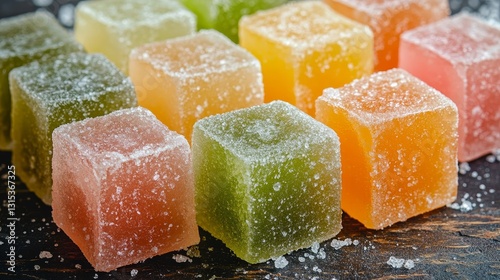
[1,0,499,279]
[1,0,500,26]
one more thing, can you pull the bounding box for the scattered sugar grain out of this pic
[310,242,320,254]
[330,238,353,250]
[312,266,322,273]
[274,256,289,269]
[317,248,327,259]
[298,257,306,262]
[404,259,415,269]
[130,269,138,277]
[34,265,40,270]
[459,162,471,174]
[387,256,405,268]
[75,264,82,269]
[173,254,192,263]
[485,155,495,163]
[39,251,53,259]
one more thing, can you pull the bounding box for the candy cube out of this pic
[0,11,83,150]
[181,0,287,43]
[9,53,137,204]
[239,1,373,115]
[399,14,500,162]
[75,0,196,73]
[323,0,449,71]
[52,107,199,272]
[316,69,458,229]
[129,30,264,143]
[193,101,342,263]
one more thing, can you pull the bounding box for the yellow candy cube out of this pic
[239,1,373,115]
[75,0,196,73]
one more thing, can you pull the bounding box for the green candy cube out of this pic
[0,11,83,150]
[9,53,137,205]
[181,0,287,42]
[192,101,342,263]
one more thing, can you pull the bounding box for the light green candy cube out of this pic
[0,11,83,150]
[9,53,137,205]
[192,101,342,263]
[181,0,288,42]
[75,0,196,73]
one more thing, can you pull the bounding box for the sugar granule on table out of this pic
[387,256,415,269]
[274,256,289,269]
[39,251,53,259]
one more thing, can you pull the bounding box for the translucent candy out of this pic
[239,1,373,115]
[0,11,83,150]
[193,101,342,263]
[180,0,287,42]
[9,53,137,204]
[324,0,449,71]
[52,107,199,272]
[129,30,264,143]
[74,0,196,73]
[400,13,500,162]
[316,69,458,229]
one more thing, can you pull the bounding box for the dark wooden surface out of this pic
[1,0,500,279]
[1,151,499,280]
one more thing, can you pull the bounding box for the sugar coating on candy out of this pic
[193,100,342,263]
[0,11,83,150]
[9,53,137,204]
[239,1,373,115]
[399,13,500,162]
[324,0,449,71]
[52,107,199,272]
[181,0,287,42]
[316,69,458,229]
[75,0,196,73]
[129,30,263,143]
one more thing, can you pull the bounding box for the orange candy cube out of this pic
[239,1,373,115]
[323,0,449,71]
[129,30,264,142]
[316,69,458,229]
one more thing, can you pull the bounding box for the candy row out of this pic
[0,0,498,273]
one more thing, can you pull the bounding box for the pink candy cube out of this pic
[52,107,199,272]
[400,14,500,162]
